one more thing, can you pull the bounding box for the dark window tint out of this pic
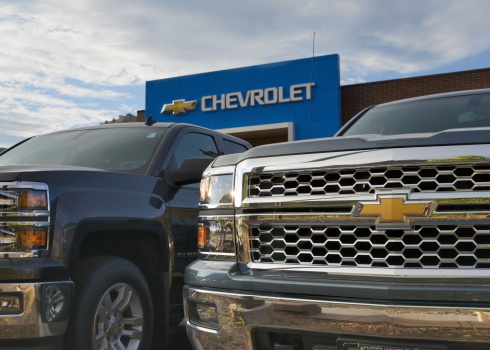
[0,127,167,173]
[341,93,490,136]
[223,139,249,154]
[173,132,219,167]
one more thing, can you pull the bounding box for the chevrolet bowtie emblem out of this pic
[161,99,197,115]
[353,192,436,228]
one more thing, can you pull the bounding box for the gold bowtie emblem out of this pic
[354,194,435,228]
[161,99,197,115]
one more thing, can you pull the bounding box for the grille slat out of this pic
[250,225,490,268]
[247,164,490,197]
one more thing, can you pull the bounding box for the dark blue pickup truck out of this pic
[0,122,250,350]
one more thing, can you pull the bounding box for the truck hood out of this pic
[213,127,490,167]
[0,164,105,181]
[0,164,160,200]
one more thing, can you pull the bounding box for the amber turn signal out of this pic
[17,228,48,249]
[198,226,208,249]
[18,190,48,210]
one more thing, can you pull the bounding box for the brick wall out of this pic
[248,135,288,147]
[340,68,490,125]
[136,110,145,122]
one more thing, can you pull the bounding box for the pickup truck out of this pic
[0,121,251,350]
[184,88,490,350]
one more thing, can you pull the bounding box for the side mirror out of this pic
[169,157,213,186]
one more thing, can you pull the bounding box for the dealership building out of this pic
[142,54,490,146]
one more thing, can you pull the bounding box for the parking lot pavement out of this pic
[152,321,194,350]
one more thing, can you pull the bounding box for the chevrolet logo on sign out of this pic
[161,99,197,115]
[353,190,436,229]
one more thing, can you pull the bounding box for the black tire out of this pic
[65,256,154,350]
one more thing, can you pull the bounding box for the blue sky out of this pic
[1,0,489,148]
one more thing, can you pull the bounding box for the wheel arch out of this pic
[69,219,171,346]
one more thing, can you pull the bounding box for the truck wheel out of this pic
[65,256,153,350]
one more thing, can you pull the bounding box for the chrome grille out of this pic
[247,164,490,197]
[249,224,490,268]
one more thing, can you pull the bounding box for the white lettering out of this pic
[200,82,314,112]
[291,82,314,100]
[213,94,226,110]
[250,89,264,106]
[237,90,251,107]
[278,86,290,102]
[290,85,303,101]
[201,96,213,111]
[226,93,239,109]
[264,87,278,104]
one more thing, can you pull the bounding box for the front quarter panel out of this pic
[29,171,171,265]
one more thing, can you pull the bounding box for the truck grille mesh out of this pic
[250,224,490,268]
[247,164,490,197]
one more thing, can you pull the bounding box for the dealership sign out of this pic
[202,82,314,111]
[146,54,341,140]
[161,82,315,114]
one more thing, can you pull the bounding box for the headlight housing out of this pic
[200,174,234,206]
[1,189,48,211]
[199,172,236,260]
[0,184,50,257]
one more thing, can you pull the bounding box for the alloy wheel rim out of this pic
[93,283,144,350]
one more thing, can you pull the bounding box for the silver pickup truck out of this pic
[184,89,490,350]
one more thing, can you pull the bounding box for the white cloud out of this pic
[0,0,489,147]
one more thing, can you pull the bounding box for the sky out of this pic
[1,0,489,148]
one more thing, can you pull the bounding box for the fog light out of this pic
[0,294,22,315]
[196,303,218,324]
[188,300,219,330]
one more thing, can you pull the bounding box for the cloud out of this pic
[0,0,489,147]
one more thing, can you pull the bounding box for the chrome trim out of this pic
[0,282,73,339]
[243,221,490,269]
[0,211,50,217]
[235,144,490,205]
[238,144,490,174]
[185,286,490,348]
[228,145,490,273]
[1,221,50,226]
[0,182,49,191]
[245,263,490,277]
[200,252,236,257]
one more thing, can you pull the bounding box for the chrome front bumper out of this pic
[185,285,490,350]
[0,282,73,340]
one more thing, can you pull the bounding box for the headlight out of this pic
[0,189,48,210]
[198,217,235,260]
[0,184,50,256]
[199,172,236,260]
[18,190,48,210]
[200,174,234,206]
[0,225,48,252]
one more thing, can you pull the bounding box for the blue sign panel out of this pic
[145,54,340,140]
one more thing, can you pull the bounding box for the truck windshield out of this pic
[340,92,490,136]
[0,127,167,172]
